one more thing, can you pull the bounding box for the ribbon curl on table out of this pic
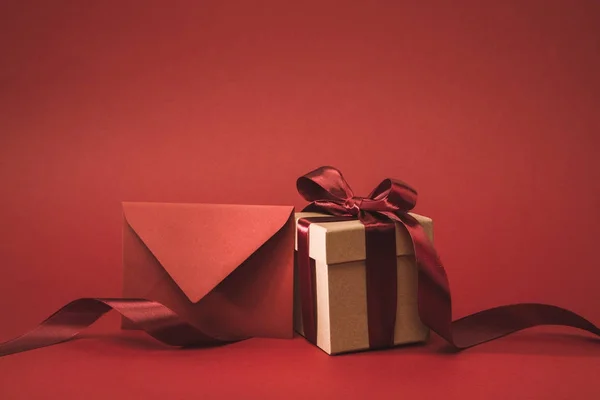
[0,299,237,357]
[296,166,600,349]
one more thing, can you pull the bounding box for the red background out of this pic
[1,1,599,399]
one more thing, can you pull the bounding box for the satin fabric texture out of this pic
[1,166,598,357]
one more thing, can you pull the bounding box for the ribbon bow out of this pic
[297,165,418,217]
[296,166,600,350]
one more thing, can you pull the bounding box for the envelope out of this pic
[121,202,295,340]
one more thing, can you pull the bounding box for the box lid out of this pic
[295,212,434,265]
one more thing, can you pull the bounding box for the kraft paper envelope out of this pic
[121,202,295,340]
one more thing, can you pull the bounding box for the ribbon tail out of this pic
[450,303,600,348]
[392,213,600,349]
[0,298,235,357]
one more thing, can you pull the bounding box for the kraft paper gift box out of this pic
[121,202,295,340]
[294,212,434,355]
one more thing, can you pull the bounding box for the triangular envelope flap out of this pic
[123,202,293,303]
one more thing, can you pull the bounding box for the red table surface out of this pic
[1,320,599,400]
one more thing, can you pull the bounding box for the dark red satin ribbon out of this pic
[2,166,598,357]
[0,298,234,357]
[296,166,600,350]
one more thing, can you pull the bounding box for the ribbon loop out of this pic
[367,178,418,212]
[296,166,354,204]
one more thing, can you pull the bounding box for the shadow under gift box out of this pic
[294,212,434,355]
[121,202,295,341]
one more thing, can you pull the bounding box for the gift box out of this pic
[122,202,295,340]
[294,211,434,355]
